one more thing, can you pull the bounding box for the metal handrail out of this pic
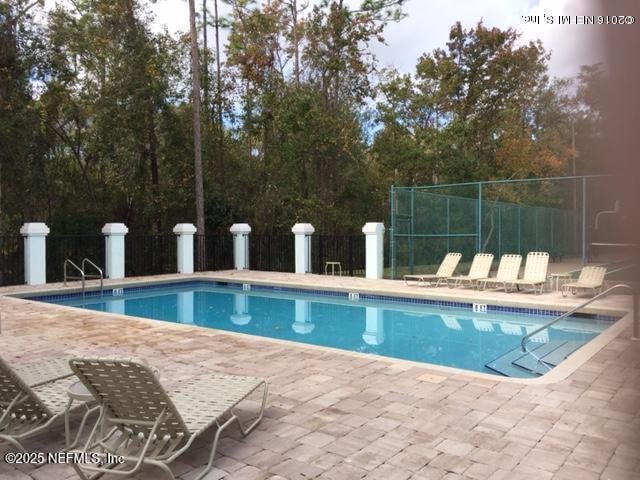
[604,263,636,278]
[64,258,104,298]
[64,259,86,297]
[81,258,104,296]
[557,261,631,280]
[64,259,84,284]
[521,283,636,353]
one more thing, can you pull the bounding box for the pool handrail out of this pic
[63,259,85,292]
[63,258,104,298]
[521,283,636,354]
[81,258,104,296]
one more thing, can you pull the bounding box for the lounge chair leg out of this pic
[72,461,91,480]
[145,459,177,480]
[197,415,237,480]
[234,381,268,436]
[65,396,73,448]
[0,433,27,453]
[68,405,101,450]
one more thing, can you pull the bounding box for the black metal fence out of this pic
[312,234,366,276]
[250,234,295,272]
[126,235,176,277]
[47,235,105,283]
[0,236,24,286]
[0,231,370,286]
[195,234,234,271]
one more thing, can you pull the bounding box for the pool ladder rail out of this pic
[521,283,636,354]
[63,258,104,298]
[488,283,636,378]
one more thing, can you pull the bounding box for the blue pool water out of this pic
[36,282,614,377]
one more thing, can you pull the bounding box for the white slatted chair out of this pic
[505,252,549,294]
[478,254,522,292]
[562,266,607,297]
[447,253,494,288]
[13,357,73,387]
[0,356,85,452]
[404,253,462,287]
[68,358,268,480]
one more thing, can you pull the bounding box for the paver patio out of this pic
[0,272,638,479]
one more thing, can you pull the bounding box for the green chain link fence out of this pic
[389,175,614,278]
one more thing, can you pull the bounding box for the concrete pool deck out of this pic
[1,271,639,479]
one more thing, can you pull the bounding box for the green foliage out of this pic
[372,22,589,186]
[0,2,604,236]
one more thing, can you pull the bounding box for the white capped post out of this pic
[362,222,385,279]
[173,223,197,274]
[292,223,314,274]
[102,223,128,279]
[20,222,50,285]
[230,223,251,270]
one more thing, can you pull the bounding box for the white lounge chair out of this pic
[447,253,494,288]
[68,358,268,480]
[562,266,607,297]
[12,356,73,387]
[505,252,549,294]
[0,356,87,452]
[478,254,522,292]
[404,252,462,287]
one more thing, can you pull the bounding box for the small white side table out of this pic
[325,261,342,276]
[64,381,99,449]
[550,273,573,291]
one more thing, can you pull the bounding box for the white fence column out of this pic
[20,222,50,285]
[292,223,314,274]
[173,223,197,274]
[362,222,385,279]
[230,223,251,270]
[102,223,128,279]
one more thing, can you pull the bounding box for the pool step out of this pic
[539,341,582,366]
[485,345,544,378]
[486,341,584,378]
[512,342,566,374]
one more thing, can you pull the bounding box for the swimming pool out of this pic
[32,281,616,378]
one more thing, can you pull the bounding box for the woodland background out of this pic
[1,0,604,235]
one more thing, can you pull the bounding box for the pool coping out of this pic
[2,272,633,385]
[23,279,620,321]
[5,272,630,317]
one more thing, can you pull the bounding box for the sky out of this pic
[145,0,604,80]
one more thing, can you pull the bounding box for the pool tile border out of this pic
[27,279,618,322]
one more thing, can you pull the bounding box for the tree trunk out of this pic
[189,0,206,267]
